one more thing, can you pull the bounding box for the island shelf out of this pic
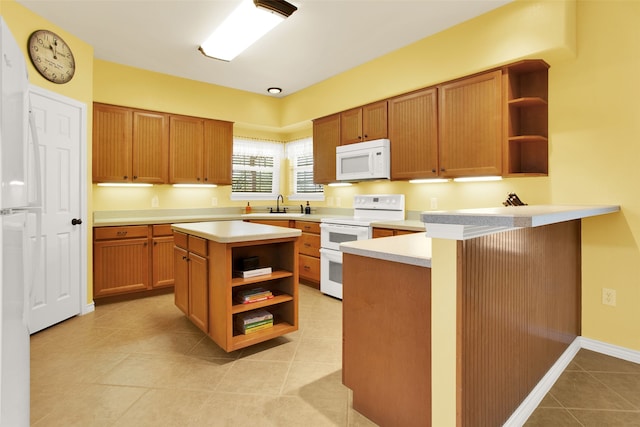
[172,221,300,352]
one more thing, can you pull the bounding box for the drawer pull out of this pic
[116,231,128,236]
[303,265,310,270]
[304,243,311,247]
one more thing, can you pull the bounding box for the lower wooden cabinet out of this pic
[93,224,175,300]
[174,231,209,333]
[372,227,419,239]
[295,221,321,284]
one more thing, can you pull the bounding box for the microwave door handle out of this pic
[369,152,374,176]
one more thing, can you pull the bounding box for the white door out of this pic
[27,87,86,334]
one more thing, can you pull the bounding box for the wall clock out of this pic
[28,29,75,84]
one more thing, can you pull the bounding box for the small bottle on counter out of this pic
[305,201,311,215]
[245,202,252,214]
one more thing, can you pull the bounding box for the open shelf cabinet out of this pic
[503,60,550,176]
[208,237,299,352]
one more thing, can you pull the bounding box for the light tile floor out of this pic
[31,285,640,426]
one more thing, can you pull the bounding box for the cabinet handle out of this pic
[197,177,201,181]
[144,242,147,247]
[123,175,128,179]
[440,168,445,172]
[304,243,311,247]
[204,177,208,182]
[182,256,187,260]
[303,265,310,270]
[363,134,368,138]
[303,226,311,230]
[154,241,157,246]
[116,231,128,236]
[133,175,138,179]
[432,169,436,173]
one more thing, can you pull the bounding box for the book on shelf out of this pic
[233,266,272,278]
[236,309,273,325]
[243,322,273,334]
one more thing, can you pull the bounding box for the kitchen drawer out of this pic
[299,254,320,282]
[188,235,208,257]
[372,228,395,238]
[94,225,149,240]
[173,231,188,249]
[300,233,320,257]
[294,220,320,234]
[153,223,173,236]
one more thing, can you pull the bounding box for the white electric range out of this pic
[319,194,405,299]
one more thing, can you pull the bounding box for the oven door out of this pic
[320,223,370,251]
[319,248,343,299]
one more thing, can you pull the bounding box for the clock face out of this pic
[28,30,76,84]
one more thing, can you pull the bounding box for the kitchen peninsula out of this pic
[171,221,301,352]
[341,205,619,427]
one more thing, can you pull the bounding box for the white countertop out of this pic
[421,204,620,240]
[340,233,432,268]
[171,220,301,243]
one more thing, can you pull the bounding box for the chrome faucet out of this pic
[276,194,284,213]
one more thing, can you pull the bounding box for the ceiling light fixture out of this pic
[267,87,282,94]
[199,0,297,62]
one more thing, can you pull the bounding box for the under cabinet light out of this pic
[409,178,450,184]
[199,0,297,62]
[97,183,153,187]
[172,184,218,188]
[453,176,503,183]
[327,182,352,187]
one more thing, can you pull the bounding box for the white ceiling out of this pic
[17,0,513,97]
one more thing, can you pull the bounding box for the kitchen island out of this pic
[341,205,619,427]
[171,221,301,352]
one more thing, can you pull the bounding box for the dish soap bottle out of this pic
[245,202,252,214]
[305,201,311,215]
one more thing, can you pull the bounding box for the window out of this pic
[286,138,324,201]
[231,138,282,200]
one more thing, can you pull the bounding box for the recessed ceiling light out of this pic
[267,87,282,94]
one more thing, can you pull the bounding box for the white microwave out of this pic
[335,139,390,181]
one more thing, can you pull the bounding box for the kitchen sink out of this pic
[241,213,305,218]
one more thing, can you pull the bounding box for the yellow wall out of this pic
[4,0,640,353]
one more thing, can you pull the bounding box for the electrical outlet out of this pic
[602,288,616,306]
[211,197,218,206]
[430,197,438,210]
[151,196,159,208]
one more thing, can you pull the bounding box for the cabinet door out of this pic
[340,107,363,145]
[152,236,174,288]
[203,119,233,185]
[362,101,388,141]
[189,252,209,333]
[389,88,439,180]
[93,103,132,182]
[438,70,502,177]
[169,115,204,183]
[132,110,169,183]
[174,246,189,315]
[94,238,149,298]
[312,114,340,184]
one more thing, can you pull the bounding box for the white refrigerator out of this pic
[0,17,40,426]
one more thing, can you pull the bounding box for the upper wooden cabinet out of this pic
[389,88,439,180]
[503,60,549,176]
[340,101,388,145]
[313,59,549,182]
[169,115,233,184]
[93,103,169,183]
[438,70,503,177]
[312,113,341,184]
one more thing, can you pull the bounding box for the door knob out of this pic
[71,218,82,225]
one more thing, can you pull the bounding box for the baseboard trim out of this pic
[81,301,95,315]
[503,337,640,426]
